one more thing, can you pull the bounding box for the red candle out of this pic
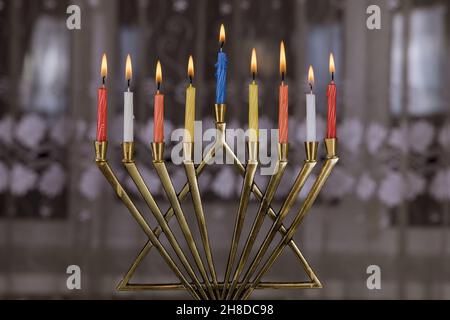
[97,54,108,142]
[153,61,164,143]
[278,41,288,143]
[326,53,337,139]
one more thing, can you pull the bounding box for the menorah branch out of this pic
[117,143,218,293]
[222,141,259,299]
[183,142,220,298]
[239,139,339,300]
[227,153,323,296]
[121,141,209,299]
[94,141,201,300]
[152,142,217,299]
[232,143,319,299]
[225,143,288,300]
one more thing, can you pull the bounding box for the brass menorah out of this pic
[94,104,338,300]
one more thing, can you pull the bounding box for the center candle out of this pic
[154,61,164,143]
[278,41,288,144]
[215,24,227,104]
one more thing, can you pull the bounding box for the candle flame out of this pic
[251,48,257,75]
[308,65,314,88]
[219,24,226,44]
[125,54,132,81]
[156,60,162,84]
[329,53,335,75]
[280,41,286,77]
[188,55,194,79]
[101,53,107,78]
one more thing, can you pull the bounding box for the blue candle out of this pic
[215,52,227,104]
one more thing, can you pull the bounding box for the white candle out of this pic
[306,93,316,141]
[124,90,134,142]
[124,54,134,142]
[306,65,316,142]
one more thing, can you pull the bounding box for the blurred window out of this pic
[390,5,446,116]
[307,23,342,117]
[19,15,69,115]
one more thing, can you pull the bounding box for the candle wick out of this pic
[189,76,193,84]
[102,76,106,86]
[127,79,131,90]
[252,72,255,81]
[281,72,285,83]
[331,72,334,82]
[309,83,313,93]
[157,82,161,92]
[220,42,224,51]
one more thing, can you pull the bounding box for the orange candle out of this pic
[279,85,288,143]
[97,54,108,142]
[154,60,164,143]
[278,41,288,143]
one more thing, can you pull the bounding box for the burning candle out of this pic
[154,61,164,143]
[278,41,288,144]
[124,54,134,142]
[327,53,337,139]
[249,48,258,143]
[215,24,227,104]
[97,54,108,141]
[306,66,316,142]
[185,55,196,143]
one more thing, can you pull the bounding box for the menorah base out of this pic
[117,282,322,291]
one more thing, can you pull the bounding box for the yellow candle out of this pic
[249,48,258,143]
[185,56,196,143]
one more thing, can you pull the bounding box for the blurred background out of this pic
[0,0,449,299]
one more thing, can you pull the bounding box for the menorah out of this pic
[94,104,338,300]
